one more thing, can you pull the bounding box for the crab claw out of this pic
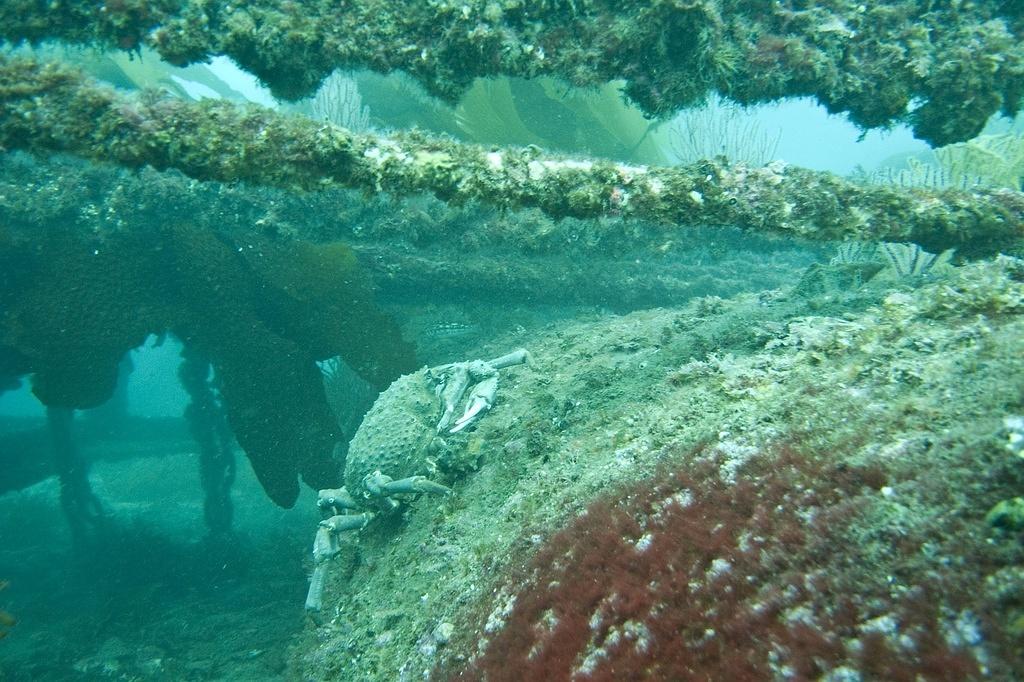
[435,364,472,432]
[450,376,498,433]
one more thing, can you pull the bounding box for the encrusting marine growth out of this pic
[0,220,415,507]
[456,445,984,681]
[1,0,1021,146]
[0,55,1021,258]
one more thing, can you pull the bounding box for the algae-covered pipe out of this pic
[1,55,1021,255]
[1,1,1022,146]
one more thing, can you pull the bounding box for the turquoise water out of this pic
[1,19,1023,682]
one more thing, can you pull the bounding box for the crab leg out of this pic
[321,513,375,533]
[306,565,331,613]
[317,487,359,513]
[305,508,374,612]
[487,349,531,370]
[364,470,452,498]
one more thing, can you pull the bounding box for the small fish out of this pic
[422,321,479,340]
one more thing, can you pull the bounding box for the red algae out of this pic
[447,443,986,681]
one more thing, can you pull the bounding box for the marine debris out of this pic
[1,55,1021,256]
[1,1,1021,146]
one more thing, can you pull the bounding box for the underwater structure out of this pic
[0,1,1023,680]
[0,204,415,506]
[1,54,1022,255]
[1,0,1023,146]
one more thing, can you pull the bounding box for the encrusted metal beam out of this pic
[1,1,1022,146]
[1,55,1021,255]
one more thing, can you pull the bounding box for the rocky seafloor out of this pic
[1,251,1021,681]
[295,255,1024,681]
